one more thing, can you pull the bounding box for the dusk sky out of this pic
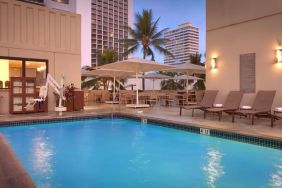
[133,0,206,62]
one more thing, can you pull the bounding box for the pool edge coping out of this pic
[0,112,282,150]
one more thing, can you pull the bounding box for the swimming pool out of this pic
[1,118,282,187]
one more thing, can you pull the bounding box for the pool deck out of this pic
[0,104,282,141]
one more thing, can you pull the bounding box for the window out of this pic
[26,61,47,86]
[0,58,48,89]
[0,60,22,88]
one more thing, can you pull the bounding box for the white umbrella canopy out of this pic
[164,63,205,92]
[138,73,172,79]
[173,75,203,80]
[166,62,205,74]
[82,68,135,103]
[81,68,134,78]
[173,75,204,91]
[99,58,175,108]
[99,58,175,73]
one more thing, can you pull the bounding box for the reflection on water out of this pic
[203,148,225,188]
[31,131,54,188]
[270,157,282,187]
[129,127,151,168]
[129,127,151,184]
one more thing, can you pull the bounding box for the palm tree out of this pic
[97,49,118,66]
[159,71,184,90]
[190,53,202,66]
[82,49,121,90]
[120,9,174,90]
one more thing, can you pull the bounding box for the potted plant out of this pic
[54,83,77,112]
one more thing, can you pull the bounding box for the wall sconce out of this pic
[275,48,282,63]
[211,57,218,69]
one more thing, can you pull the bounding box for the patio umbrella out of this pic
[173,75,203,91]
[173,75,203,80]
[164,63,205,92]
[129,73,172,90]
[99,58,175,108]
[167,62,205,74]
[82,68,134,103]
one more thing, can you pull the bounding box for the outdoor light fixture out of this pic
[211,57,218,69]
[275,48,282,63]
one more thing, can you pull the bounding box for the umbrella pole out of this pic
[118,77,120,103]
[136,72,139,105]
[113,73,116,103]
[186,73,189,93]
[153,79,155,91]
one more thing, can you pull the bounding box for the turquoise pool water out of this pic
[1,118,282,188]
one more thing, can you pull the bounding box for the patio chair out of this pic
[204,91,244,120]
[231,90,276,125]
[185,90,205,106]
[270,108,282,127]
[147,92,158,106]
[271,113,282,127]
[179,90,218,116]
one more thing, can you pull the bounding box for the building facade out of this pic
[164,22,199,65]
[91,0,133,66]
[0,0,81,114]
[43,0,92,67]
[206,0,282,107]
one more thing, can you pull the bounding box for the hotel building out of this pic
[164,22,199,65]
[91,0,133,66]
[0,0,81,114]
[206,0,282,107]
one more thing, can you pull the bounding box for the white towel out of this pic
[213,104,223,108]
[241,105,252,110]
[275,107,282,112]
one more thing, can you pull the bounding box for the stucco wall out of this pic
[76,0,91,66]
[206,0,282,108]
[0,0,81,114]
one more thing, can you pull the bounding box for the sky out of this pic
[133,0,206,62]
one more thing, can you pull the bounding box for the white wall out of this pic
[76,0,91,66]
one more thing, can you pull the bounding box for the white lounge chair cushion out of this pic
[275,107,282,112]
[241,105,252,110]
[213,103,223,108]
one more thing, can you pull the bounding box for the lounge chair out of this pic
[204,91,244,120]
[231,90,276,125]
[179,90,218,116]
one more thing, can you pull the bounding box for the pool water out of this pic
[1,118,282,188]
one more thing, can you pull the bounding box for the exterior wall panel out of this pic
[0,0,81,114]
[0,0,81,55]
[206,0,282,108]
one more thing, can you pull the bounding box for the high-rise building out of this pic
[91,0,133,66]
[164,22,199,65]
